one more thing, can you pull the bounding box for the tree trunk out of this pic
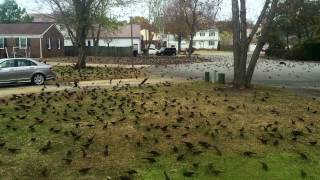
[245,41,266,87]
[76,24,88,69]
[245,0,278,87]
[188,34,194,58]
[177,33,182,54]
[146,33,154,55]
[238,0,248,86]
[286,31,289,50]
[76,44,86,69]
[232,0,242,87]
[93,24,102,47]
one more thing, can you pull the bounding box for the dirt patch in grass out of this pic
[45,56,211,65]
[51,66,146,83]
[0,82,319,179]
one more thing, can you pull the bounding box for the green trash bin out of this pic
[218,73,225,84]
[205,72,210,82]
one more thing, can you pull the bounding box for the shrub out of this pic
[265,41,286,58]
[290,39,320,61]
[266,38,320,61]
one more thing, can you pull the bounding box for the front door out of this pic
[200,41,205,48]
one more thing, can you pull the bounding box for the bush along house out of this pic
[0,23,64,59]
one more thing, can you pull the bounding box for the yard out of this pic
[0,82,319,179]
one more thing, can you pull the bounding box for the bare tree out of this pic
[130,16,156,54]
[46,0,96,69]
[46,0,131,69]
[232,0,279,88]
[179,0,222,57]
[90,0,130,47]
[164,0,188,53]
[145,0,166,54]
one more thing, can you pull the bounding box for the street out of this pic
[149,53,320,98]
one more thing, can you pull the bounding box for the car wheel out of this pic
[32,74,45,85]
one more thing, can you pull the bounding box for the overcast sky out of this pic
[0,0,264,22]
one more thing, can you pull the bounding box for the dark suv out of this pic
[156,48,177,56]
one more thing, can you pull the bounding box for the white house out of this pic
[167,28,220,50]
[64,25,142,54]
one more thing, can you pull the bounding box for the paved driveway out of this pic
[148,55,320,98]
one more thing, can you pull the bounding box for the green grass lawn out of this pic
[52,66,145,83]
[0,82,319,179]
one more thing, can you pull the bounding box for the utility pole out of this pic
[130,16,134,69]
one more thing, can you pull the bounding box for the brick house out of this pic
[0,23,64,59]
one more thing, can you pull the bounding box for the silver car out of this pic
[0,58,56,85]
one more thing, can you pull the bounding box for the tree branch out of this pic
[247,0,271,45]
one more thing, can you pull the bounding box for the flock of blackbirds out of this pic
[0,79,319,179]
[53,65,144,83]
[54,56,207,66]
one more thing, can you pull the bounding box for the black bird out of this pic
[8,148,20,153]
[183,171,195,177]
[39,141,52,154]
[142,157,157,163]
[182,141,194,150]
[79,167,91,174]
[292,130,303,137]
[126,170,138,175]
[213,146,222,156]
[119,175,133,180]
[177,154,185,161]
[80,147,87,158]
[62,158,73,165]
[260,162,269,171]
[74,80,79,88]
[301,170,307,178]
[173,146,179,153]
[0,141,6,148]
[298,152,308,160]
[243,151,256,157]
[149,150,161,157]
[139,78,149,86]
[309,141,317,146]
[104,145,109,157]
[199,141,211,149]
[208,163,223,176]
[164,171,171,180]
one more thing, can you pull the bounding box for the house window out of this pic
[209,31,215,36]
[209,40,215,46]
[200,32,206,36]
[192,41,196,46]
[57,39,61,50]
[47,38,51,50]
[19,37,27,49]
[87,40,91,47]
[0,37,4,49]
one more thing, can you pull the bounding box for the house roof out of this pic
[30,13,55,23]
[88,24,141,39]
[0,23,54,35]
